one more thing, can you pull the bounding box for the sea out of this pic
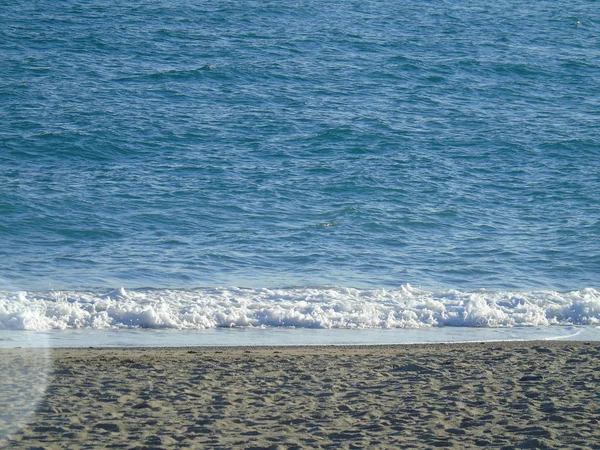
[1,0,599,348]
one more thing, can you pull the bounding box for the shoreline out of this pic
[2,341,600,448]
[4,323,595,349]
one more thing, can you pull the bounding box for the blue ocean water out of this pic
[1,1,599,336]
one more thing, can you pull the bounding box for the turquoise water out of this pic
[1,1,599,332]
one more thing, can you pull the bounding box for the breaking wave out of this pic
[1,285,599,331]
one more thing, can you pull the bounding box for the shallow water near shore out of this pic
[2,324,598,349]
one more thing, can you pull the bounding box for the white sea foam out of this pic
[0,285,598,331]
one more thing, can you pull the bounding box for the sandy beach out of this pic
[2,341,599,449]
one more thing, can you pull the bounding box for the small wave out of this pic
[114,65,217,82]
[0,285,598,331]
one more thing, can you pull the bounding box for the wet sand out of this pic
[2,341,600,449]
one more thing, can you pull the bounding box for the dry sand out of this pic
[1,341,600,449]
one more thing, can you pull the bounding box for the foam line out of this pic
[0,285,598,331]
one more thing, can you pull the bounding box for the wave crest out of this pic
[0,285,598,331]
